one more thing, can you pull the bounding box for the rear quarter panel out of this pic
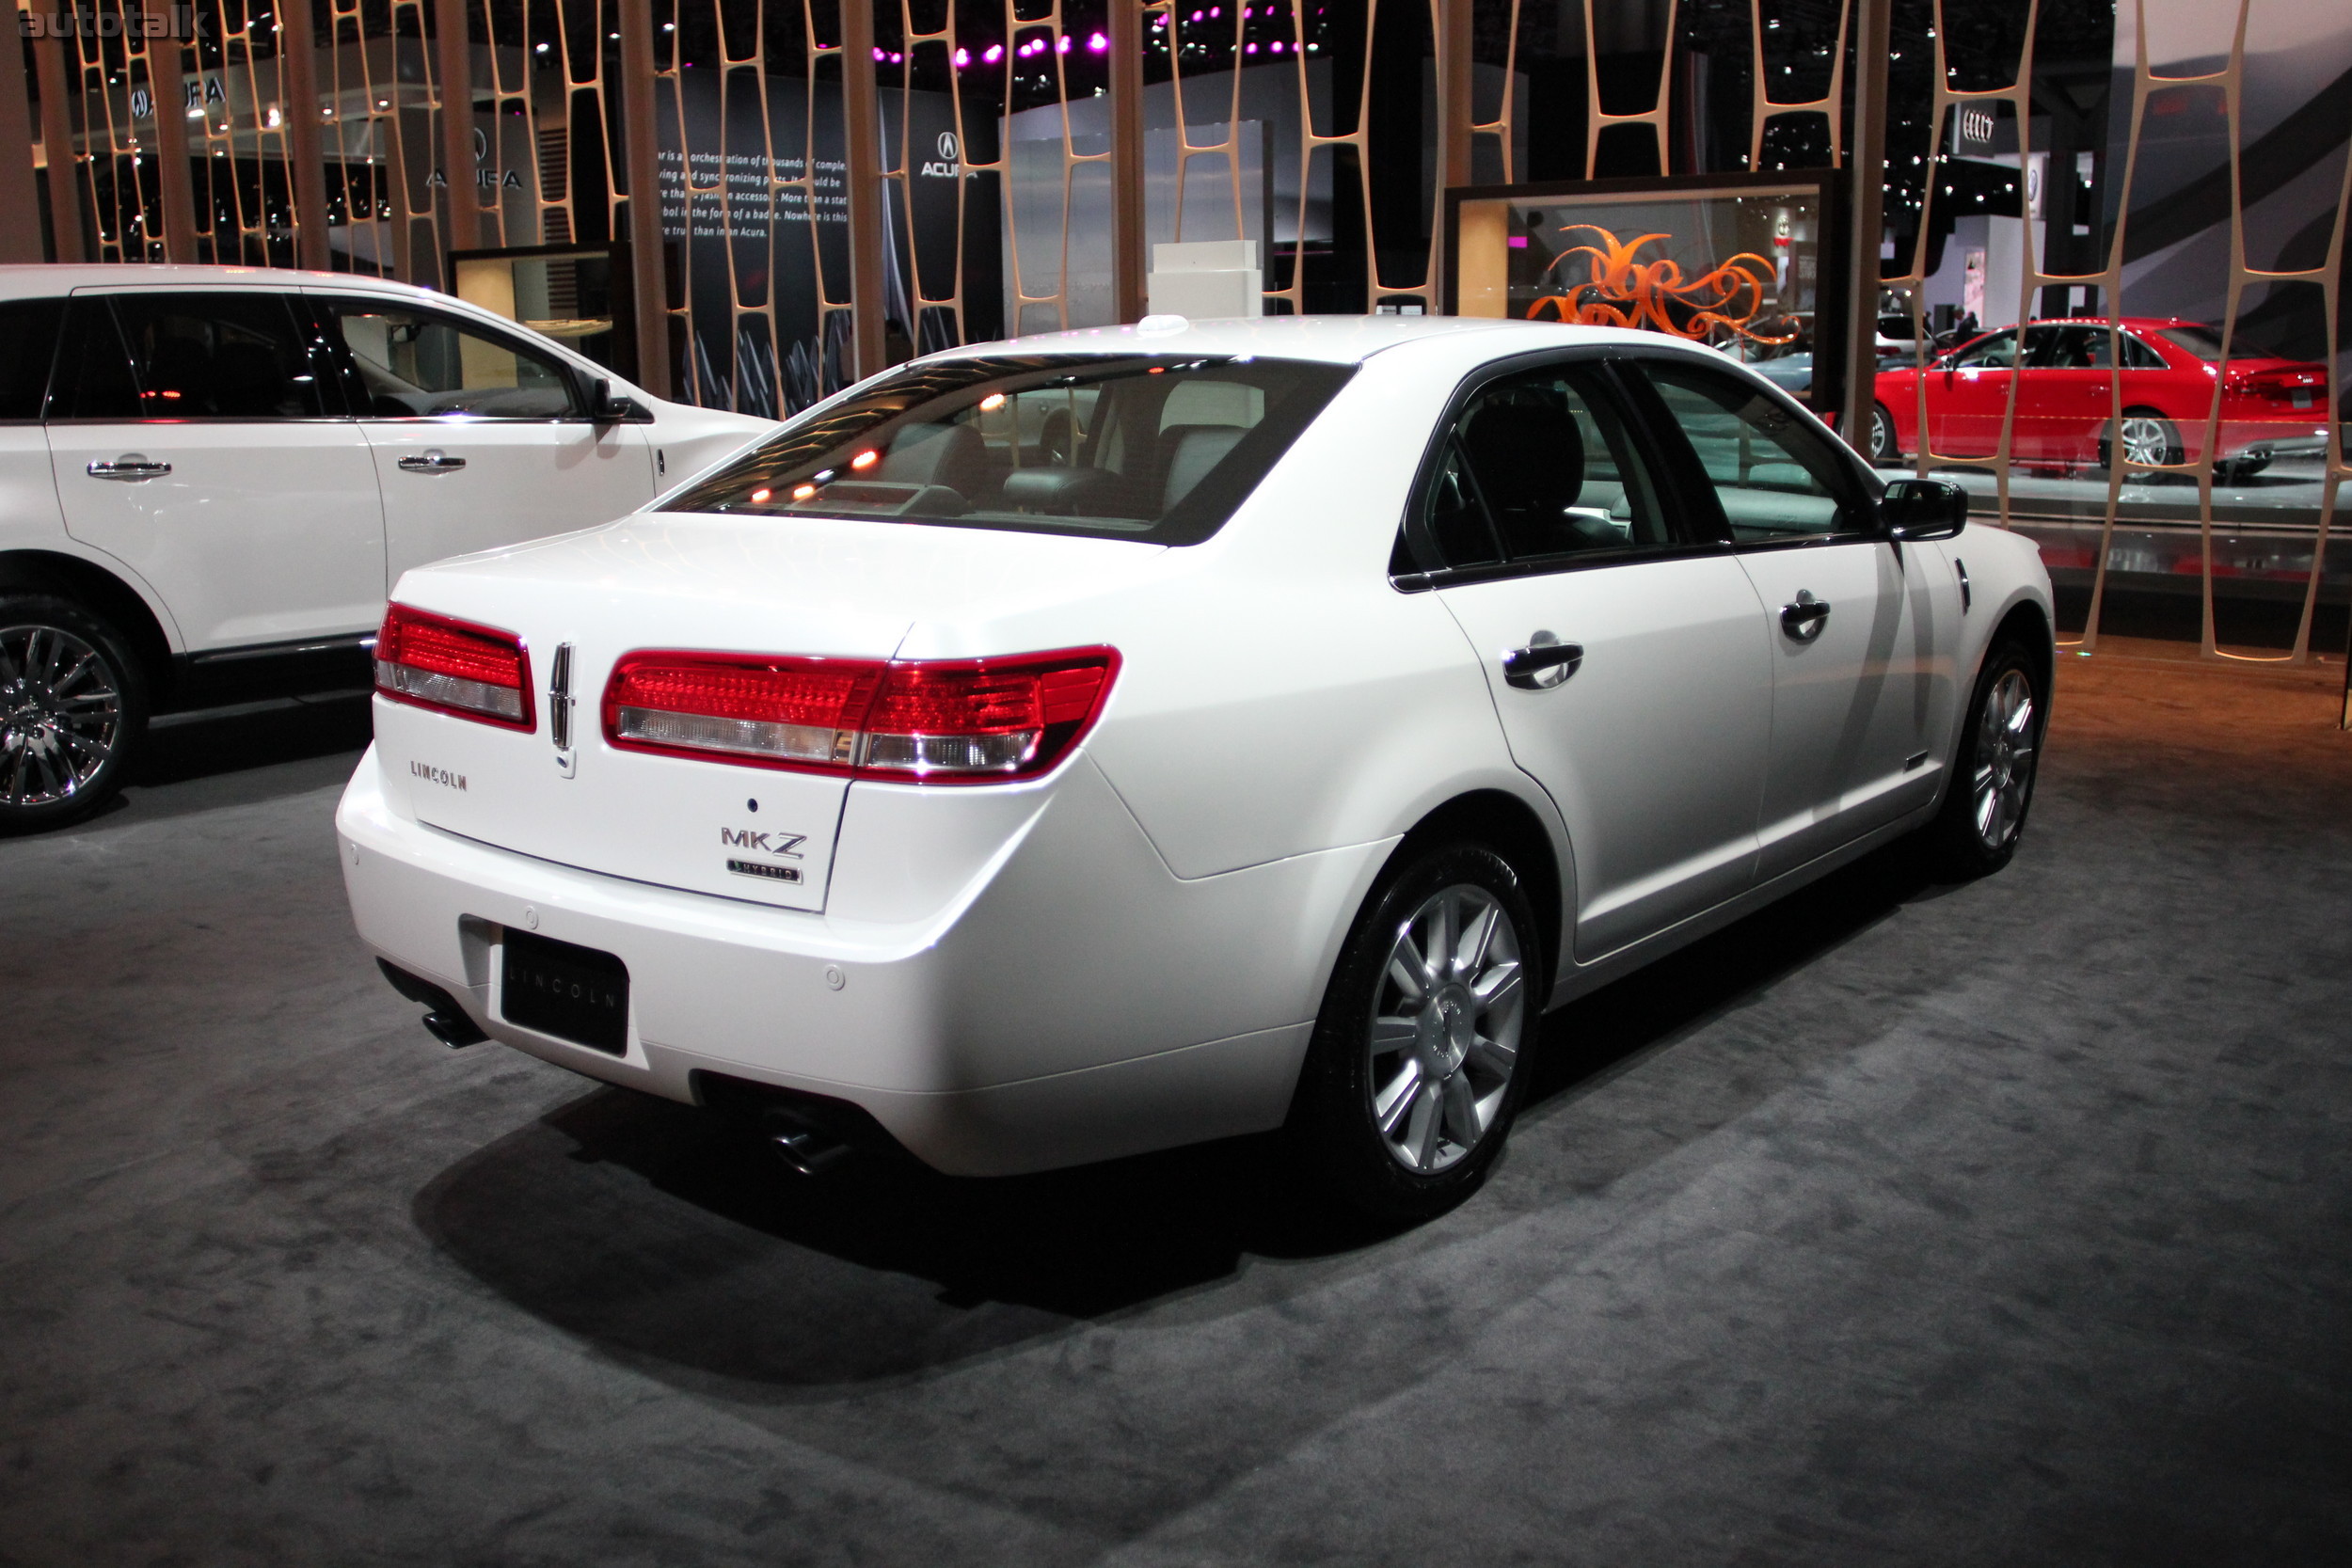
[1022,340,1549,883]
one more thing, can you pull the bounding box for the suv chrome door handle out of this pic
[1780,592,1831,642]
[1502,637,1583,689]
[397,450,466,473]
[87,456,170,481]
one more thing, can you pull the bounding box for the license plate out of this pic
[501,930,629,1054]
[2293,389,2313,408]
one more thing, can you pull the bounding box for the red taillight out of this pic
[602,646,1119,783]
[604,652,881,770]
[2231,369,2328,405]
[373,604,535,730]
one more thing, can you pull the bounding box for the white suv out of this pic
[0,264,773,832]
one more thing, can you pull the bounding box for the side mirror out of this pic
[589,376,649,424]
[1881,477,1967,541]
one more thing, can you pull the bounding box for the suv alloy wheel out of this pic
[0,594,148,833]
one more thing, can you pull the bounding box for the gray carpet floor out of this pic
[3,655,2348,1567]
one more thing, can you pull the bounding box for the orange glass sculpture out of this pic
[1525,226,1798,345]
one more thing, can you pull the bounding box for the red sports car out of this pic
[1869,318,2331,479]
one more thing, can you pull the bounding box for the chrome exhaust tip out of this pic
[689,1069,904,1173]
[421,1009,488,1049]
[769,1123,851,1176]
[378,959,490,1049]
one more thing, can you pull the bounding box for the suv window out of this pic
[1638,359,1866,541]
[662,354,1354,546]
[0,299,64,421]
[51,293,328,420]
[323,300,580,419]
[1402,362,1667,573]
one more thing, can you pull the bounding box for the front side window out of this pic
[2031,325,2114,369]
[52,293,327,420]
[324,300,580,419]
[1639,360,1866,541]
[1402,362,1667,574]
[662,354,1354,545]
[1947,329,2020,370]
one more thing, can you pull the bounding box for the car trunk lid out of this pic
[373,513,1163,911]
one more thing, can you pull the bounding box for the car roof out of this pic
[0,262,445,303]
[978,314,1692,366]
[1991,317,2201,331]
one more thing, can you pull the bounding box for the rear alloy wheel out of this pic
[0,594,147,834]
[1921,639,2042,879]
[2108,411,2183,473]
[1869,403,1901,466]
[1289,843,1540,1221]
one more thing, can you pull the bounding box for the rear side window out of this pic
[661,353,1355,546]
[1400,362,1668,574]
[0,299,63,420]
[321,299,580,419]
[50,293,328,420]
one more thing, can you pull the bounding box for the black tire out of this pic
[1868,402,1901,466]
[0,593,149,835]
[1921,637,2043,880]
[1287,842,1544,1223]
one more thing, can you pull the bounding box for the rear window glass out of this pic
[2155,325,2229,361]
[660,354,1354,546]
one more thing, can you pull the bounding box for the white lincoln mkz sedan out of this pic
[340,316,2052,1219]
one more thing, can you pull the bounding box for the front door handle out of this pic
[87,455,171,481]
[1502,636,1583,690]
[397,450,466,473]
[1780,591,1831,642]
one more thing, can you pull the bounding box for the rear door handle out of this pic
[397,450,466,473]
[87,456,171,481]
[1502,638,1583,689]
[1780,592,1831,642]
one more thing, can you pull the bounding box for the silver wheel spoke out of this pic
[1470,1034,1518,1077]
[1458,902,1498,977]
[1427,897,1455,984]
[1410,1082,1446,1168]
[1470,960,1521,1015]
[1440,1071,1482,1148]
[1375,1060,1423,1136]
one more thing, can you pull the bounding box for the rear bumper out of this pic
[337,744,1379,1176]
[2215,418,2328,460]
